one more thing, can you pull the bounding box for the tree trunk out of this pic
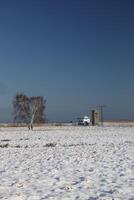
[28,113,35,130]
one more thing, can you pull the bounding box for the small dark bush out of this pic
[44,143,56,147]
[0,143,9,148]
[15,145,21,148]
[1,139,10,142]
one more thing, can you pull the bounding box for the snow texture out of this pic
[0,125,134,200]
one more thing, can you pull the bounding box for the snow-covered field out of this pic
[0,125,134,200]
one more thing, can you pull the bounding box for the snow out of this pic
[0,125,134,200]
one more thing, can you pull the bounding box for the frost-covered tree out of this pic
[13,93,46,129]
[28,96,46,129]
[13,93,30,123]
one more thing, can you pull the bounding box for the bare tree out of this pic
[13,93,30,124]
[13,93,46,129]
[30,96,46,123]
[28,96,46,130]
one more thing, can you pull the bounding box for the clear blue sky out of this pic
[0,0,134,122]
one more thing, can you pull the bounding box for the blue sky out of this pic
[0,0,134,122]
